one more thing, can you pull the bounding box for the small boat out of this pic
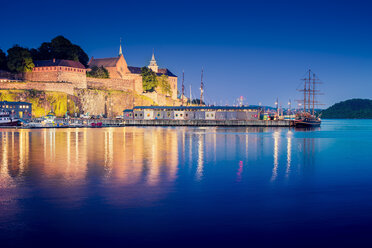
[44,112,56,124]
[0,109,22,126]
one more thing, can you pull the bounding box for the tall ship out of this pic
[0,109,21,126]
[295,69,323,127]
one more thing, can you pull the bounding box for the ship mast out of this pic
[181,70,185,106]
[313,72,318,115]
[303,73,307,112]
[308,70,311,113]
[200,68,204,106]
[297,69,323,116]
[189,85,192,105]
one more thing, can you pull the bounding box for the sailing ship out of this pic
[0,109,22,126]
[295,69,322,127]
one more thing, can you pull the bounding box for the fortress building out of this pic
[88,44,178,100]
[25,59,87,88]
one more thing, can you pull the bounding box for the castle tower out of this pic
[119,38,123,56]
[148,50,159,73]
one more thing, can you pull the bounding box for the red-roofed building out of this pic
[25,59,87,88]
[88,44,178,100]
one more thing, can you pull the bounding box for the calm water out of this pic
[1,120,372,247]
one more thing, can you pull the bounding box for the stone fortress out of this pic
[87,45,178,100]
[0,42,180,117]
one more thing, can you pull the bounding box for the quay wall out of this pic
[46,119,293,127]
[123,119,293,127]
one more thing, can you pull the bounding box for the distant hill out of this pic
[322,99,372,119]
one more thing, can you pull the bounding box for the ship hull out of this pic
[294,119,321,127]
[0,120,22,127]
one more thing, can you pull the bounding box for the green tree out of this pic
[157,74,172,96]
[141,67,158,92]
[7,45,34,72]
[0,49,7,70]
[32,36,89,66]
[87,66,110,78]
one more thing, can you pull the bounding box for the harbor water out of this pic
[1,120,372,247]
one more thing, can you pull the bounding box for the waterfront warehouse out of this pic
[123,106,261,121]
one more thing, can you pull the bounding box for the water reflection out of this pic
[271,131,280,182]
[0,126,320,209]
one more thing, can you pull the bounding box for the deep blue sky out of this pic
[2,0,371,107]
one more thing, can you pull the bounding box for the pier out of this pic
[122,119,294,127]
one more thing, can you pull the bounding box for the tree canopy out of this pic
[321,99,372,119]
[87,66,110,78]
[0,49,7,70]
[141,67,158,92]
[157,74,172,96]
[7,45,34,73]
[31,36,89,66]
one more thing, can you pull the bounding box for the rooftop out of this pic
[88,57,120,68]
[34,59,86,69]
[127,66,177,77]
[125,106,260,111]
[0,101,32,105]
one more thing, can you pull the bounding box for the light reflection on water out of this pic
[2,121,372,247]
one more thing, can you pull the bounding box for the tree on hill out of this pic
[7,45,34,73]
[0,49,7,70]
[188,99,205,105]
[87,66,110,78]
[321,99,372,119]
[141,67,158,92]
[32,36,89,66]
[157,74,172,96]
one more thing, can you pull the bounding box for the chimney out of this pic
[53,58,56,63]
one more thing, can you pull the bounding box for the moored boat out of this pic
[0,109,22,127]
[294,113,321,127]
[295,69,323,128]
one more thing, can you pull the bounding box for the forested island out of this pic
[322,99,372,119]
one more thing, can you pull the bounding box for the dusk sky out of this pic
[2,0,371,107]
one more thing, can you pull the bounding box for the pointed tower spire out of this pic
[118,37,123,56]
[148,48,159,73]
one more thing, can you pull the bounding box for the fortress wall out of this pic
[24,71,87,89]
[58,71,87,89]
[87,77,134,91]
[0,81,75,95]
[122,74,143,93]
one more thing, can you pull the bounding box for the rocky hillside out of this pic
[0,89,156,117]
[322,99,372,119]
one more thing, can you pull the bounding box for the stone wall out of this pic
[168,76,178,100]
[142,92,180,106]
[0,81,74,95]
[87,77,135,91]
[24,71,87,89]
[122,74,143,93]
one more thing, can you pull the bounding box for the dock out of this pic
[122,119,294,127]
[1,119,294,129]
